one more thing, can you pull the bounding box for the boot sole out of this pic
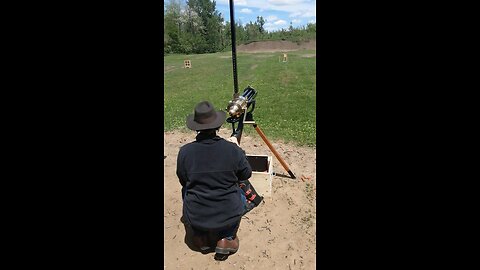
[215,247,238,255]
[214,253,228,261]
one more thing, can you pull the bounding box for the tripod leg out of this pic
[252,124,296,179]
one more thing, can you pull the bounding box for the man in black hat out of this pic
[176,101,251,258]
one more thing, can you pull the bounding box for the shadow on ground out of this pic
[181,216,235,261]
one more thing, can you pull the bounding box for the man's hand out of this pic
[227,136,239,146]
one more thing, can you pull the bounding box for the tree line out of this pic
[164,0,316,55]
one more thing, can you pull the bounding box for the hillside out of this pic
[237,40,316,53]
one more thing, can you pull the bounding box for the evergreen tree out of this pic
[180,5,205,53]
[186,0,223,53]
[256,16,265,35]
[164,0,183,53]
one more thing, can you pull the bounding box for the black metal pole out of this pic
[229,0,239,98]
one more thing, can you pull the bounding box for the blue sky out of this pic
[215,0,316,32]
[165,0,316,32]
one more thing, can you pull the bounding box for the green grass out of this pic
[164,50,316,146]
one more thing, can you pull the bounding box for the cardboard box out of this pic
[246,154,273,197]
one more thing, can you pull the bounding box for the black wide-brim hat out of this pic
[186,101,226,131]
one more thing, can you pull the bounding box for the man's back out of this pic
[176,132,252,230]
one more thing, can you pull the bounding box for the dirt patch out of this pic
[164,128,316,269]
[250,64,258,70]
[219,56,232,59]
[301,54,316,58]
[237,40,316,53]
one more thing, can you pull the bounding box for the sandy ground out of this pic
[164,128,316,269]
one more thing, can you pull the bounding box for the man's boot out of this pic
[215,237,239,255]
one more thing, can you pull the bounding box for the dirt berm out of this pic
[237,40,316,53]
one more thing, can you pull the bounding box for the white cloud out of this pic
[289,12,302,18]
[268,0,305,4]
[217,0,315,18]
[266,15,278,21]
[217,0,248,6]
[217,0,315,30]
[301,10,316,17]
[240,8,252,13]
[264,20,291,32]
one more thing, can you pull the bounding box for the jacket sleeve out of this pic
[176,149,187,187]
[235,148,252,181]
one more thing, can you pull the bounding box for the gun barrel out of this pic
[241,87,257,101]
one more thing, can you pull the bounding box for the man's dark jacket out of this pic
[176,132,252,230]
